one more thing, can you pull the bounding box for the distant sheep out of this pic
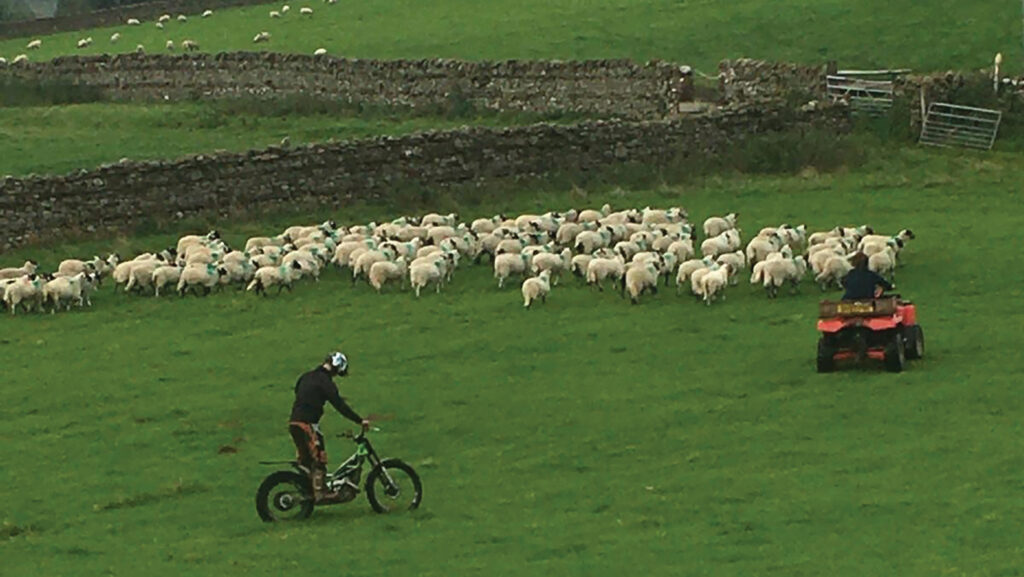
[254,31,271,43]
[314,48,327,56]
[522,270,552,309]
[26,39,42,50]
[127,18,141,25]
[300,6,313,15]
[270,10,281,17]
[12,55,28,64]
[76,37,93,49]
[158,14,171,22]
[110,33,120,43]
[703,212,738,238]
[182,39,199,52]
[165,40,175,51]
[202,9,214,17]
[177,14,188,22]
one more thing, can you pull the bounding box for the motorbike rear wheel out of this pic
[256,471,314,522]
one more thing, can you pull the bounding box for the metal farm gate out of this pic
[826,71,899,116]
[919,103,1002,150]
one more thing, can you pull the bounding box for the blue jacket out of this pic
[842,267,893,300]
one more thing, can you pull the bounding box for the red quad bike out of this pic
[816,296,924,373]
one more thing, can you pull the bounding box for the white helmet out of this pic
[325,351,348,376]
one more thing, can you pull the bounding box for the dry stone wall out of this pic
[719,58,836,104]
[0,53,694,119]
[0,105,849,250]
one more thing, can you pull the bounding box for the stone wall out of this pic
[0,0,273,39]
[719,58,837,104]
[0,105,849,250]
[0,52,695,119]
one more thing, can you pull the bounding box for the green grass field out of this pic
[2,145,1023,576]
[1,0,1021,73]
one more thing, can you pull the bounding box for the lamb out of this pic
[703,213,738,238]
[110,32,121,43]
[76,37,93,49]
[166,40,175,51]
[12,55,29,64]
[493,253,532,288]
[136,44,145,54]
[202,9,214,17]
[254,31,272,43]
[530,248,572,285]
[300,6,313,14]
[860,229,914,250]
[246,261,303,295]
[4,275,44,314]
[182,39,199,52]
[158,13,171,22]
[409,260,445,297]
[27,39,42,50]
[177,14,188,22]
[623,261,660,304]
[715,250,746,285]
[700,229,741,258]
[152,264,183,297]
[270,10,281,17]
[127,18,141,25]
[176,263,225,296]
[281,4,291,12]
[698,264,731,305]
[522,270,552,309]
[0,260,39,280]
[156,22,164,29]
[369,259,408,293]
[314,48,327,56]
[751,255,808,298]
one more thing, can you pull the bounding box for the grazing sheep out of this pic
[314,48,327,56]
[698,264,731,305]
[254,31,271,43]
[166,40,175,51]
[522,270,552,309]
[300,6,313,14]
[77,37,93,49]
[409,260,444,297]
[0,260,39,280]
[530,248,571,285]
[136,44,146,54]
[703,213,738,238]
[109,32,120,43]
[127,18,141,25]
[152,265,183,297]
[369,259,408,293]
[4,275,44,314]
[177,14,188,22]
[176,263,225,296]
[27,39,42,50]
[202,9,214,17]
[281,4,291,12]
[623,261,660,304]
[158,13,171,22]
[0,58,6,65]
[493,253,531,288]
[156,22,164,29]
[12,54,29,64]
[270,10,281,17]
[182,39,199,52]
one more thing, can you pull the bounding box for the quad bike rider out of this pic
[288,351,370,503]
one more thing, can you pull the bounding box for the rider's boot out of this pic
[311,468,340,503]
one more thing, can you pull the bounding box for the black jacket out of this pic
[289,366,363,424]
[842,267,893,300]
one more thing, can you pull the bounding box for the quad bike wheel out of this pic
[816,338,836,373]
[904,325,924,360]
[884,331,906,373]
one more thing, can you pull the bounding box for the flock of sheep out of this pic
[0,205,915,314]
[1,0,336,66]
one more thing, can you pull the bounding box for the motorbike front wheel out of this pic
[256,471,314,522]
[365,459,422,513]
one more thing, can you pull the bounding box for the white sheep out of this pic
[27,39,42,50]
[493,253,531,288]
[246,262,303,295]
[124,260,162,293]
[110,33,120,43]
[314,48,327,56]
[703,212,738,238]
[270,10,281,17]
[530,248,571,285]
[166,40,175,51]
[369,259,408,293]
[156,22,164,29]
[127,18,141,25]
[158,13,171,22]
[623,261,660,304]
[136,44,145,54]
[700,229,741,258]
[77,38,92,49]
[177,14,187,22]
[42,273,91,312]
[715,250,746,285]
[751,256,808,298]
[282,4,291,12]
[254,31,271,43]
[586,257,625,291]
[675,257,714,295]
[202,9,214,17]
[745,233,783,265]
[577,203,611,223]
[868,246,897,281]
[522,270,552,309]
[176,263,224,296]
[218,260,256,286]
[409,260,444,297]
[12,54,29,64]
[0,260,39,280]
[352,249,395,284]
[573,228,612,254]
[4,275,44,314]
[698,264,731,305]
[814,253,854,291]
[300,6,313,14]
[471,215,504,235]
[182,39,199,52]
[152,265,183,297]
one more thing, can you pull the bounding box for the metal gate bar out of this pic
[919,102,1001,150]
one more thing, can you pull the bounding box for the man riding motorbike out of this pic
[288,352,370,503]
